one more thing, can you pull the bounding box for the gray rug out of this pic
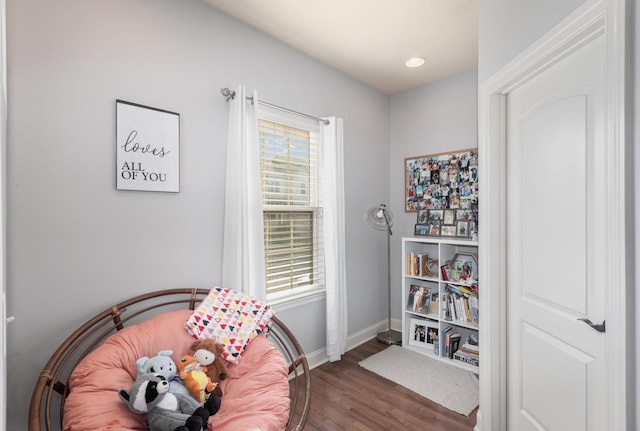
[359,345,479,416]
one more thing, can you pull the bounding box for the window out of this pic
[258,112,325,301]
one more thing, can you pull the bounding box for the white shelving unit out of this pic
[401,236,479,372]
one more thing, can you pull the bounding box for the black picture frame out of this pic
[416,209,429,224]
[456,220,469,237]
[441,225,457,237]
[427,220,442,236]
[414,224,430,236]
[443,209,456,225]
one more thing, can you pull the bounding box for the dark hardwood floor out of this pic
[303,338,477,431]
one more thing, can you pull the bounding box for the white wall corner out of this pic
[305,318,400,370]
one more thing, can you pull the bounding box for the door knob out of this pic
[577,318,605,333]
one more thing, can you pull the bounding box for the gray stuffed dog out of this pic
[119,372,221,431]
[136,350,190,397]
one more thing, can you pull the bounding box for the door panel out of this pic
[521,95,587,314]
[520,322,592,430]
[506,33,606,431]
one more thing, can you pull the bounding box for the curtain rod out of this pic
[220,87,330,126]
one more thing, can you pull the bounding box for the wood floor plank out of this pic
[303,338,477,431]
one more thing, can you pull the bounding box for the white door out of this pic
[505,30,607,430]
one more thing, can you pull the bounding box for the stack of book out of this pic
[406,252,438,278]
[444,284,479,324]
[441,326,479,367]
[440,326,461,359]
[453,342,479,367]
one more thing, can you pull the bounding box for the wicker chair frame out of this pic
[29,288,310,431]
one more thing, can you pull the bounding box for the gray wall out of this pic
[478,0,638,428]
[388,71,478,321]
[478,0,587,82]
[6,0,390,427]
[14,0,636,429]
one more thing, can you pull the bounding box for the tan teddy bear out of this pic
[189,339,229,397]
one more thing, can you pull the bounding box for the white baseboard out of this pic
[305,317,402,370]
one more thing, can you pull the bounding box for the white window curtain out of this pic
[222,87,347,361]
[321,117,347,362]
[221,85,267,300]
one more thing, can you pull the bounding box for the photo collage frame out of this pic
[414,208,477,240]
[405,149,478,238]
[405,149,478,213]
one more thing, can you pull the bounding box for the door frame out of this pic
[476,0,628,430]
[0,0,6,429]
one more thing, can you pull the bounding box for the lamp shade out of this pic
[364,203,394,231]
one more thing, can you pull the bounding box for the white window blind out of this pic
[259,117,324,297]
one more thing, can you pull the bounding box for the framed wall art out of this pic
[404,148,478,213]
[116,99,180,192]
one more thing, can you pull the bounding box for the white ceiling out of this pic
[202,0,478,95]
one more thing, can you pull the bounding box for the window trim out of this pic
[258,106,325,305]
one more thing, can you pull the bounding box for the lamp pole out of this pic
[376,208,401,345]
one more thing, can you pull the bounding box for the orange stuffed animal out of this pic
[177,354,217,403]
[189,339,229,396]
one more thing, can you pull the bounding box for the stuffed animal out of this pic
[177,354,217,403]
[189,339,229,385]
[136,350,190,397]
[118,372,218,431]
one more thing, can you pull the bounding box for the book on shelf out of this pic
[468,295,479,322]
[458,342,479,354]
[446,283,471,297]
[449,295,458,320]
[406,252,439,278]
[406,253,416,276]
[448,333,462,359]
[443,327,461,358]
[406,252,420,276]
[441,326,453,357]
[453,342,479,366]
[454,351,479,366]
[440,261,450,281]
[463,298,471,321]
[445,284,479,325]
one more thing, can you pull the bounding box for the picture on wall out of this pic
[116,99,180,192]
[404,149,478,213]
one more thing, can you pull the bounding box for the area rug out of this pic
[359,345,479,416]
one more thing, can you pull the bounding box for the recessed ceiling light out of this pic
[405,57,425,68]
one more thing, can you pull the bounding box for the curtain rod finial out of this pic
[221,87,236,101]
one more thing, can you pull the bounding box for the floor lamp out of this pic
[364,203,402,345]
